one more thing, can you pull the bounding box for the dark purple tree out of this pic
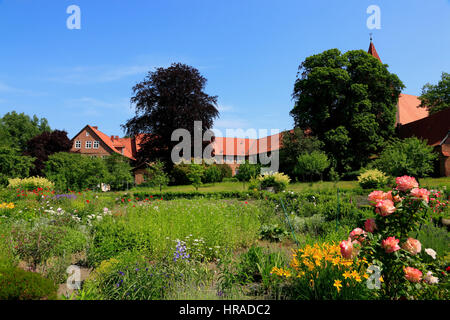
[24,130,72,176]
[122,63,219,168]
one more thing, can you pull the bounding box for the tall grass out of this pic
[88,199,262,265]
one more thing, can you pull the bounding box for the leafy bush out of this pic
[216,164,233,180]
[0,146,35,186]
[235,161,260,182]
[44,152,111,191]
[235,246,287,294]
[294,151,330,181]
[374,137,438,178]
[259,224,288,242]
[202,164,222,183]
[103,154,133,190]
[7,176,55,191]
[144,160,169,191]
[357,169,388,189]
[186,163,204,191]
[170,163,191,185]
[0,267,57,300]
[257,172,291,193]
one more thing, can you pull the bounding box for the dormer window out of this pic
[75,141,81,149]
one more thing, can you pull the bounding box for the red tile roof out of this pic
[397,94,429,125]
[86,125,137,160]
[368,41,381,62]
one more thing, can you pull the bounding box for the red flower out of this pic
[446,266,450,273]
[86,200,90,203]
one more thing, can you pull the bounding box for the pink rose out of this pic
[364,218,377,233]
[404,267,422,283]
[382,236,401,253]
[375,199,396,216]
[368,190,387,205]
[339,238,360,259]
[410,188,430,203]
[349,228,366,241]
[401,238,422,255]
[396,176,418,192]
[385,191,402,203]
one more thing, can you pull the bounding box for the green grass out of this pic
[88,199,263,265]
[130,177,450,194]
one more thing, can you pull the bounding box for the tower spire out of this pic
[367,34,381,62]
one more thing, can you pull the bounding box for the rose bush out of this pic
[339,175,448,299]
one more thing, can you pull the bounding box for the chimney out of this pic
[111,135,114,141]
[115,136,119,140]
[93,126,98,130]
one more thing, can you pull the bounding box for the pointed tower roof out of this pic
[367,36,381,62]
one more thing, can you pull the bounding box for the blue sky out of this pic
[0,0,449,138]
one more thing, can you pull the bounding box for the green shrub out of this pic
[44,152,111,191]
[235,161,260,182]
[0,267,57,300]
[8,176,55,191]
[103,154,134,190]
[357,169,388,189]
[374,137,438,178]
[257,172,291,193]
[186,163,204,191]
[294,151,330,181]
[202,165,222,183]
[216,164,233,179]
[170,163,191,185]
[222,177,238,182]
[235,246,287,293]
[259,224,288,242]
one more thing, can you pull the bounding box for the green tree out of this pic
[279,128,324,178]
[373,137,437,178]
[294,151,330,181]
[235,161,260,189]
[186,163,204,191]
[44,153,110,191]
[104,154,133,190]
[145,160,169,192]
[203,164,222,184]
[0,147,35,186]
[419,72,450,115]
[290,49,404,173]
[0,111,51,151]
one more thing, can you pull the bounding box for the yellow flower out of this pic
[342,271,352,279]
[363,273,369,279]
[333,280,342,293]
[351,270,359,279]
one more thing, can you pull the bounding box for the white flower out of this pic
[425,248,437,259]
[424,271,439,284]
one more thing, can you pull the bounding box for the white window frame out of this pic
[86,131,90,136]
[75,141,81,149]
[93,141,99,149]
[85,141,92,149]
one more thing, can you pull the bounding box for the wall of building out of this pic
[70,127,113,157]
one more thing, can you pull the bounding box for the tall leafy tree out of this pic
[122,63,219,168]
[0,111,50,151]
[24,130,72,176]
[0,147,35,186]
[279,128,324,178]
[103,153,134,190]
[419,72,450,115]
[290,49,404,173]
